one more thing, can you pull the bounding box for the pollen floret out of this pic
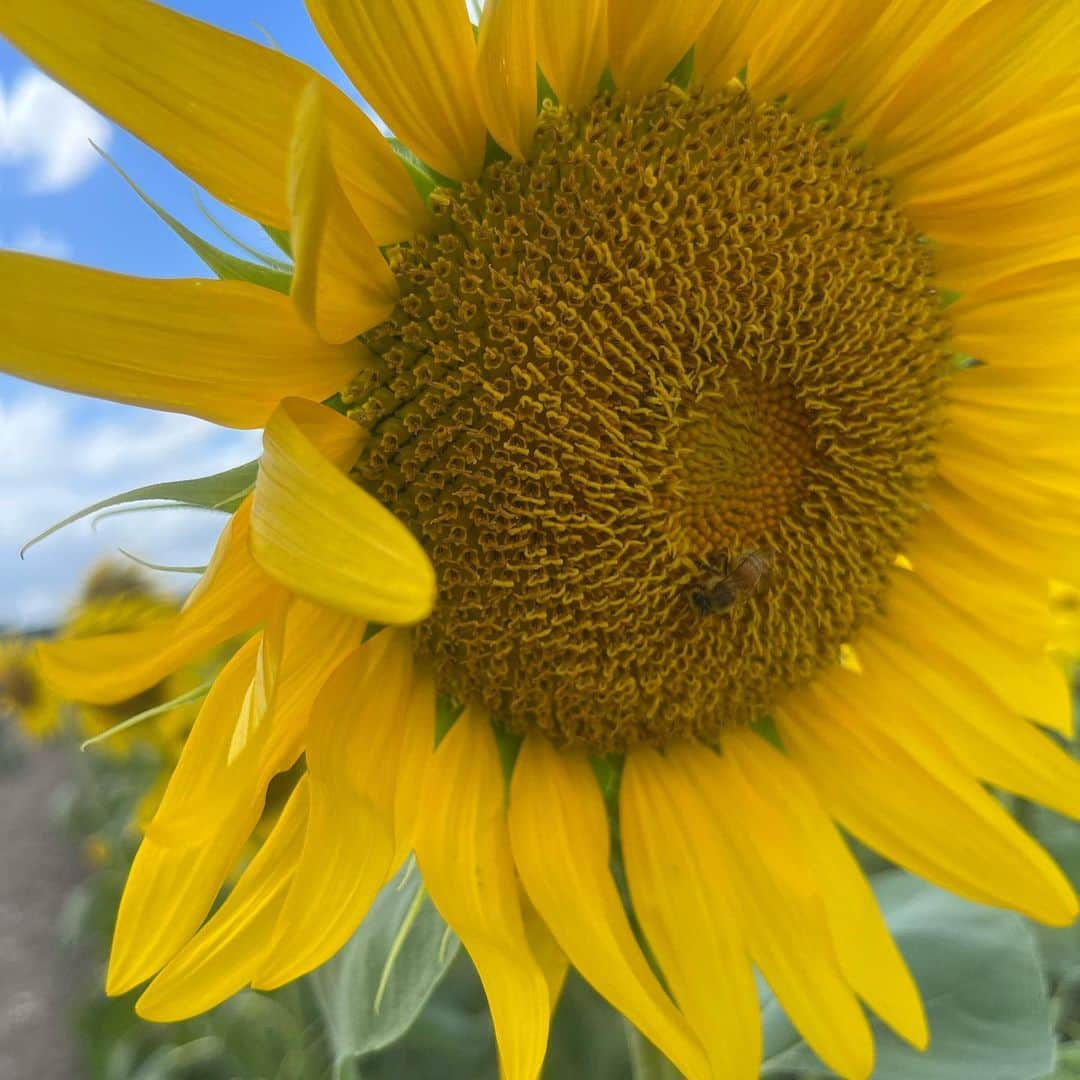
[350,84,949,750]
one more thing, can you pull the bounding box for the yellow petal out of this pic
[250,398,436,625]
[777,1,992,137]
[621,748,762,1080]
[898,103,1080,261]
[289,83,399,345]
[536,0,607,109]
[391,661,437,870]
[951,260,1080,371]
[109,599,362,995]
[38,497,274,705]
[724,732,927,1050]
[522,899,569,1013]
[693,0,763,92]
[508,734,709,1080]
[869,0,1080,180]
[778,670,1078,926]
[476,0,538,160]
[253,631,414,988]
[905,510,1052,653]
[885,560,1073,735]
[861,628,1080,821]
[228,593,289,765]
[136,779,310,1022]
[416,708,552,1080]
[108,636,265,994]
[305,0,487,181]
[0,253,365,428]
[0,0,426,242]
[744,0,886,110]
[673,742,876,1080]
[608,0,722,96]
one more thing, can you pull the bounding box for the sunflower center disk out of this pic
[351,84,949,751]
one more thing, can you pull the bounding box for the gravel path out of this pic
[0,740,87,1080]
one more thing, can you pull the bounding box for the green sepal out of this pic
[666,46,695,90]
[388,138,446,203]
[94,143,292,293]
[261,224,293,258]
[21,460,258,557]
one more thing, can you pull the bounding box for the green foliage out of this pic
[308,862,462,1074]
[96,145,292,292]
[21,461,257,556]
[760,870,1055,1080]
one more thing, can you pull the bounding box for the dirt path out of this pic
[0,740,87,1079]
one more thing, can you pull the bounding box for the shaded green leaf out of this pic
[761,870,1055,1080]
[308,863,461,1068]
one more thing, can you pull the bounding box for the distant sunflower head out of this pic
[0,637,59,740]
[5,2,1080,1078]
[61,565,197,756]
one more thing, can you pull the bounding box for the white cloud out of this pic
[0,389,261,630]
[0,69,111,193]
[1,226,72,259]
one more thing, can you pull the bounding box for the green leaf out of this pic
[625,1023,681,1079]
[307,862,462,1070]
[760,870,1056,1080]
[262,224,293,258]
[193,190,294,272]
[21,460,258,556]
[1025,798,1080,980]
[389,137,443,203]
[94,143,292,292]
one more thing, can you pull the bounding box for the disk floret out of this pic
[349,83,949,749]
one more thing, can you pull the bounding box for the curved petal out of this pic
[674,742,877,1080]
[0,254,365,428]
[0,0,426,242]
[950,260,1080,371]
[861,628,1080,820]
[868,0,1080,180]
[778,669,1078,926]
[107,636,264,995]
[723,732,927,1050]
[391,661,437,870]
[508,734,709,1080]
[743,0,887,110]
[289,83,399,345]
[253,631,414,988]
[773,1,992,136]
[476,0,538,160]
[608,0,722,96]
[885,561,1073,735]
[536,0,607,109]
[38,497,274,705]
[305,0,487,181]
[136,779,310,1022]
[621,748,762,1080]
[107,598,361,995]
[693,0,769,92]
[250,398,436,625]
[416,708,552,1080]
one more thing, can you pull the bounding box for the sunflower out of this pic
[0,637,60,740]
[60,561,206,758]
[3,1,1080,1077]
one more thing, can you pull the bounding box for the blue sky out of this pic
[0,1,391,629]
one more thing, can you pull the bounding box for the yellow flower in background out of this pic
[0,637,60,740]
[2,2,1080,1077]
[61,563,201,758]
[1050,582,1080,672]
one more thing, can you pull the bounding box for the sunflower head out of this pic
[61,566,195,756]
[352,82,950,748]
[3,2,1080,1079]
[0,637,60,740]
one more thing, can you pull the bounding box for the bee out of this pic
[690,549,774,615]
